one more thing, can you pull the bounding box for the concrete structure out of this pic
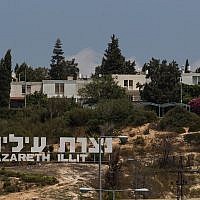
[112,74,149,101]
[10,81,42,107]
[182,73,200,85]
[42,79,91,100]
[10,79,91,107]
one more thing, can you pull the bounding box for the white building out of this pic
[10,81,42,107]
[42,79,91,100]
[112,74,149,101]
[182,73,200,85]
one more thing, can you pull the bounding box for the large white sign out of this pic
[0,134,113,163]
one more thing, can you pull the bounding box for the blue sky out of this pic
[1,0,200,75]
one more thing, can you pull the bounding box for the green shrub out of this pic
[96,99,134,125]
[184,133,200,145]
[158,106,200,132]
[0,168,58,186]
[21,174,57,185]
[64,108,96,127]
[127,109,157,126]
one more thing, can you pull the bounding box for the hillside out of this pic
[0,124,199,199]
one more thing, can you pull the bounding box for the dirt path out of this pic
[0,163,99,200]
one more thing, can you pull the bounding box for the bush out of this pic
[188,97,200,115]
[64,108,96,127]
[184,133,200,145]
[96,99,134,125]
[0,168,58,186]
[158,106,200,132]
[21,174,58,185]
[127,109,157,126]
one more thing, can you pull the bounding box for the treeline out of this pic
[0,97,157,139]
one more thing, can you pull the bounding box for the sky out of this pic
[1,0,200,76]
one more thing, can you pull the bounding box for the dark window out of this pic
[129,80,133,87]
[124,80,128,87]
[60,83,64,94]
[55,83,59,94]
[22,85,26,94]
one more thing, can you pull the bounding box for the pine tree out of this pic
[95,34,136,76]
[50,38,65,79]
[49,38,79,80]
[184,59,190,73]
[0,49,12,108]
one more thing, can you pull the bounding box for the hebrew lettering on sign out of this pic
[0,134,114,163]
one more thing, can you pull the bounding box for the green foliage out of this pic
[47,97,78,119]
[21,174,57,185]
[184,59,190,73]
[14,63,49,82]
[195,67,200,73]
[158,106,200,132]
[0,50,12,108]
[96,99,134,125]
[64,108,96,127]
[140,58,181,104]
[27,91,48,107]
[127,109,157,126]
[0,168,58,187]
[95,34,136,76]
[182,84,200,103]
[50,38,79,80]
[184,133,200,145]
[78,75,127,104]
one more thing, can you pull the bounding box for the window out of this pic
[22,85,26,94]
[55,83,59,94]
[27,85,31,94]
[55,83,64,95]
[129,80,133,89]
[124,80,128,87]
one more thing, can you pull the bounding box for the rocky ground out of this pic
[0,124,199,199]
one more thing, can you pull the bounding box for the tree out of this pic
[15,63,49,82]
[140,58,181,104]
[27,91,48,107]
[78,75,127,104]
[50,38,79,80]
[0,49,12,108]
[62,58,79,80]
[95,34,136,76]
[195,67,200,73]
[184,59,190,73]
[32,67,49,81]
[15,63,33,81]
[50,38,65,80]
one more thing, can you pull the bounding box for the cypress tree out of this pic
[184,59,190,73]
[0,49,12,108]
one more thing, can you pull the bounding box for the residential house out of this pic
[112,74,149,101]
[10,81,42,108]
[182,73,200,85]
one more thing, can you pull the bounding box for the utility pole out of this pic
[176,156,187,200]
[24,67,27,108]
